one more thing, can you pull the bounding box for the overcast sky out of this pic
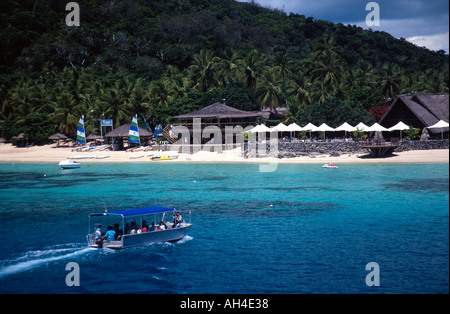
[238,0,449,53]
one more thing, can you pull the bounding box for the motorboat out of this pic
[322,163,338,168]
[59,159,81,169]
[86,206,192,249]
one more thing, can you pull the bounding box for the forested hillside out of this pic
[1,0,448,143]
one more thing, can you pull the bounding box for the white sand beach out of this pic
[0,142,448,164]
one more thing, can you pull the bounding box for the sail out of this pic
[77,115,86,144]
[128,114,140,144]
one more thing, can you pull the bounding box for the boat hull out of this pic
[88,224,192,249]
[59,160,81,169]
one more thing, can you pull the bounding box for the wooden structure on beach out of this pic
[104,124,153,149]
[360,142,401,157]
[164,102,261,144]
[380,93,449,136]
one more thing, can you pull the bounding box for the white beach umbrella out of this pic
[367,123,389,132]
[388,121,410,140]
[271,123,289,132]
[355,122,369,132]
[313,123,335,140]
[335,122,356,132]
[313,123,335,132]
[301,123,317,140]
[335,122,355,138]
[301,122,317,131]
[286,123,303,139]
[388,121,410,131]
[428,120,449,129]
[249,124,271,133]
[286,123,303,132]
[427,120,449,139]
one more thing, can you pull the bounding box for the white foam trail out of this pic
[177,235,193,244]
[0,247,93,279]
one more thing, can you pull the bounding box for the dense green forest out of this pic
[0,0,448,143]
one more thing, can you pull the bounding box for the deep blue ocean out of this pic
[0,162,448,294]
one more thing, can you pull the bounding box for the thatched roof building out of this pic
[48,133,68,140]
[380,93,449,134]
[104,124,153,139]
[174,102,261,120]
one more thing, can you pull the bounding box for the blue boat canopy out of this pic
[90,206,175,217]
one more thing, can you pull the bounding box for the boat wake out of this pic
[177,235,193,244]
[0,244,94,279]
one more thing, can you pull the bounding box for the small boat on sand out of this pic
[59,160,81,169]
[322,163,338,168]
[150,155,178,161]
[86,206,192,249]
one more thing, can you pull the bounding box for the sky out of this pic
[238,0,449,53]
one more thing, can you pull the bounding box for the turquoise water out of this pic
[0,162,448,293]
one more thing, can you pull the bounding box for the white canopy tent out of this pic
[335,122,356,132]
[427,120,449,139]
[355,122,370,132]
[334,122,355,138]
[271,123,290,132]
[301,123,317,140]
[313,123,335,140]
[366,123,389,132]
[248,124,271,133]
[388,121,410,131]
[301,122,317,131]
[286,123,303,132]
[388,121,410,140]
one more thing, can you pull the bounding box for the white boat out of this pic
[322,163,338,168]
[129,153,145,159]
[86,206,192,249]
[59,160,81,169]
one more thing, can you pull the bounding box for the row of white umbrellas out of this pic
[248,120,449,133]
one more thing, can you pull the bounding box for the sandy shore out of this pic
[0,143,448,164]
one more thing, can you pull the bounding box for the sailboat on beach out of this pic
[60,115,86,169]
[128,114,140,144]
[77,115,86,144]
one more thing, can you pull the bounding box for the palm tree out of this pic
[238,49,265,89]
[287,71,311,106]
[98,83,132,128]
[311,34,343,62]
[256,67,284,114]
[189,49,217,91]
[214,48,241,86]
[308,51,344,92]
[376,63,402,99]
[50,92,80,136]
[273,51,293,84]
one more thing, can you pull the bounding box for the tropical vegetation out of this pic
[0,0,448,143]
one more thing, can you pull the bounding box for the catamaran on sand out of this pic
[87,206,192,249]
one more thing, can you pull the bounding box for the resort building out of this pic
[104,123,153,150]
[164,102,261,144]
[379,93,449,137]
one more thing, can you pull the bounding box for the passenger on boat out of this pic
[149,222,156,231]
[173,212,182,228]
[95,224,103,248]
[124,222,131,234]
[105,226,116,242]
[158,221,167,231]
